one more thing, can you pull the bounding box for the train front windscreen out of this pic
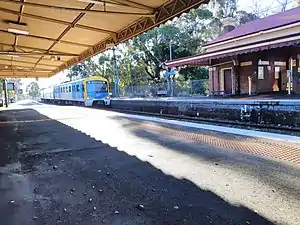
[86,80,108,98]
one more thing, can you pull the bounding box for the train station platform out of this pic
[111,96,300,128]
[1,100,300,225]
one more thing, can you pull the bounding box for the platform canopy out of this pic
[0,0,209,78]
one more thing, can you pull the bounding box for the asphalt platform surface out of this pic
[1,100,300,225]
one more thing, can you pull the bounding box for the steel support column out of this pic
[2,79,8,107]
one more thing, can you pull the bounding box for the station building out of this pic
[166,7,300,96]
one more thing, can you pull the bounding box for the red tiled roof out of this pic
[166,39,300,68]
[206,6,300,46]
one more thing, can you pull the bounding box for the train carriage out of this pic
[41,77,110,106]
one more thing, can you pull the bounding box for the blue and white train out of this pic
[41,77,111,106]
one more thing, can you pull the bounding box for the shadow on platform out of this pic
[111,116,300,203]
[0,108,274,225]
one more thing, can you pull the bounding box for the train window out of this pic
[82,84,85,92]
[76,85,79,92]
[61,87,62,93]
[64,87,66,93]
[69,86,71,92]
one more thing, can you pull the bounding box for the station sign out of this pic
[7,83,15,91]
[165,69,176,77]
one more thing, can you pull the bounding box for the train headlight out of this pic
[105,96,110,99]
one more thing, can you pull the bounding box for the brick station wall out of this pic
[209,47,300,95]
[111,99,300,127]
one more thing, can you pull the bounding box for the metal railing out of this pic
[115,79,208,98]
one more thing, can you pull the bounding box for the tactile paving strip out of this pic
[136,122,300,164]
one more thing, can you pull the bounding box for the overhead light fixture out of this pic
[7,22,29,35]
[7,54,19,58]
[77,0,112,5]
[77,0,101,3]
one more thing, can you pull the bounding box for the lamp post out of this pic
[2,79,8,107]
[165,38,174,97]
[169,39,172,61]
[112,47,119,97]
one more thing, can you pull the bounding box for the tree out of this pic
[249,0,299,18]
[126,7,214,82]
[236,10,259,24]
[276,0,289,11]
[211,0,238,18]
[98,54,110,78]
[67,58,100,81]
[26,82,40,98]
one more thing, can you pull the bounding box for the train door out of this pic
[74,82,81,101]
[72,85,76,100]
[82,82,86,100]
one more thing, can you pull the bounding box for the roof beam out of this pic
[0,43,80,56]
[0,64,53,71]
[0,0,155,17]
[4,54,67,63]
[0,51,79,57]
[108,0,154,11]
[55,0,210,74]
[33,3,96,69]
[0,57,57,67]
[0,7,116,35]
[0,71,51,78]
[0,29,92,48]
[0,69,52,73]
[68,0,154,12]
[12,0,25,51]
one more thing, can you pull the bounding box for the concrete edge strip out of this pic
[112,98,300,106]
[118,113,300,144]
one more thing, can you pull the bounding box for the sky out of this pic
[20,0,300,90]
[238,0,298,12]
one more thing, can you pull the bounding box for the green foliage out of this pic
[67,58,100,81]
[211,0,238,18]
[237,10,259,24]
[26,82,40,98]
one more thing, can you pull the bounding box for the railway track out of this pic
[98,107,300,136]
[39,101,300,136]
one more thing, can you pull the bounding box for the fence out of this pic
[116,79,208,98]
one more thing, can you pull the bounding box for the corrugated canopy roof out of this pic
[0,0,209,78]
